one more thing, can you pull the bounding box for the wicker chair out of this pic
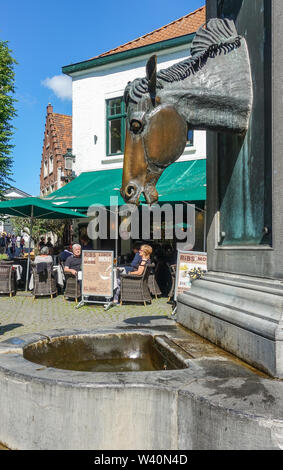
[32,263,57,299]
[12,257,28,289]
[120,264,152,306]
[147,263,161,299]
[0,264,17,296]
[168,264,177,301]
[64,272,81,303]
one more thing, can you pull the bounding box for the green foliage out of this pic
[0,253,8,260]
[0,40,17,194]
[10,217,68,245]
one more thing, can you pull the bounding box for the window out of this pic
[49,155,53,174]
[186,129,194,147]
[106,97,126,156]
[44,160,48,178]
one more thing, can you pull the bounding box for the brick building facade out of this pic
[40,103,72,196]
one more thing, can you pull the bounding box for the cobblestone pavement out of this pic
[0,292,173,341]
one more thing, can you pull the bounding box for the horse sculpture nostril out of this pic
[125,184,137,199]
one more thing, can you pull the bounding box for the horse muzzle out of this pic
[120,180,159,206]
[120,181,142,205]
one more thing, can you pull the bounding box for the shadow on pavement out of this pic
[0,323,24,336]
[122,315,171,325]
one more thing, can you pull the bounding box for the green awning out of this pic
[0,197,87,219]
[157,159,206,203]
[45,159,206,209]
[0,197,86,291]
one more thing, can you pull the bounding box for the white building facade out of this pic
[0,187,31,235]
[67,46,206,176]
[61,7,207,254]
[63,6,207,177]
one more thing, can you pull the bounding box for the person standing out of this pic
[0,233,6,254]
[6,233,15,259]
[38,237,46,250]
[6,232,11,256]
[46,237,53,248]
[15,235,21,257]
[46,237,54,255]
[11,234,16,258]
[80,235,93,251]
[20,236,25,255]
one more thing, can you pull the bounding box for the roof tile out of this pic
[94,5,205,58]
[51,113,72,155]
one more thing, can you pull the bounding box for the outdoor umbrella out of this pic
[0,197,87,290]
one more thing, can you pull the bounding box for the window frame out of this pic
[186,129,194,147]
[49,154,54,174]
[106,97,126,157]
[44,160,48,178]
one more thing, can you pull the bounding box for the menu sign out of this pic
[82,250,113,297]
[174,251,207,300]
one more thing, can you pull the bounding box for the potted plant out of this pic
[189,267,206,280]
[0,254,13,264]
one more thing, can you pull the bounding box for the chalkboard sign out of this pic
[82,250,113,298]
[174,250,207,300]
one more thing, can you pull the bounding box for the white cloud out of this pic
[41,74,72,100]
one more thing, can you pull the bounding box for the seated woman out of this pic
[34,246,53,265]
[33,247,53,281]
[113,244,152,304]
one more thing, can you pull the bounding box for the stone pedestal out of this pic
[178,272,283,377]
[177,0,283,377]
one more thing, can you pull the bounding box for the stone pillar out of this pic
[177,0,283,377]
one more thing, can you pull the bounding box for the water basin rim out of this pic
[0,353,195,390]
[0,328,192,387]
[0,328,164,356]
[22,330,189,374]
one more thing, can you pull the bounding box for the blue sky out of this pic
[2,0,204,196]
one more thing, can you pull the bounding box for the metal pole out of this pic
[203,202,207,252]
[115,205,118,262]
[25,206,33,291]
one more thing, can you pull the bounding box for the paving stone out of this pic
[0,293,173,340]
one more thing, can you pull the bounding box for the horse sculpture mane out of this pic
[120,18,253,206]
[124,19,242,106]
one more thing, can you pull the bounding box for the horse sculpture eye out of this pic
[130,120,143,134]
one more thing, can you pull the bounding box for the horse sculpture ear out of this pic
[146,55,157,105]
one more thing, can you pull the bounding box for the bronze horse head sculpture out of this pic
[120,18,253,205]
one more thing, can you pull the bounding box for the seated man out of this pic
[64,244,82,277]
[59,245,73,263]
[125,243,142,273]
